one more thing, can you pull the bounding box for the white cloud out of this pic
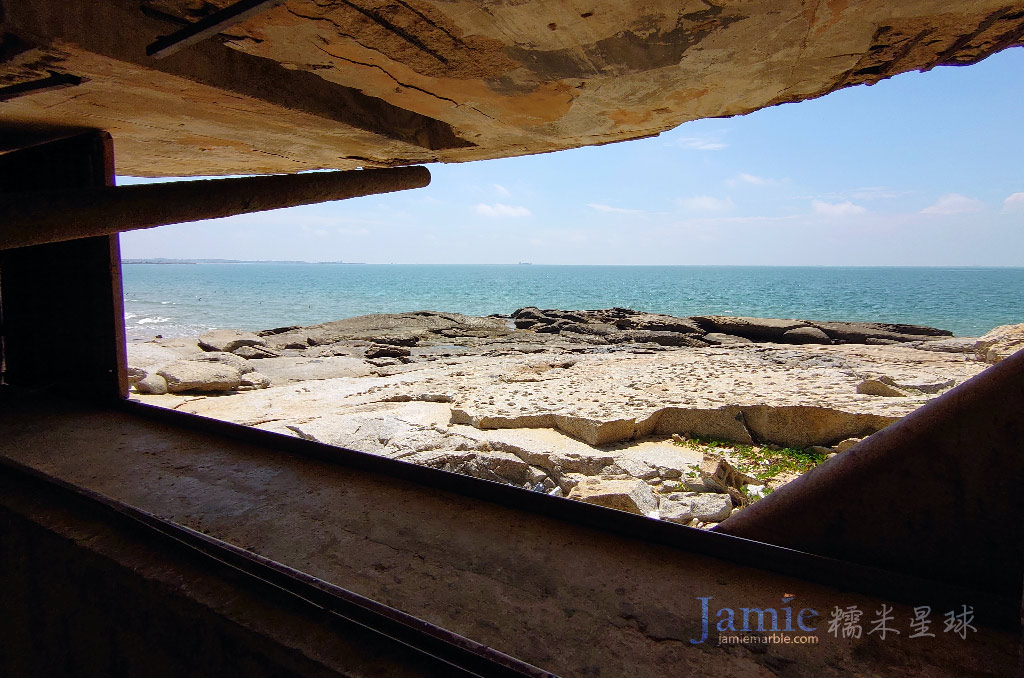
[727,172,768,186]
[493,183,511,197]
[678,195,734,211]
[1002,192,1024,212]
[672,134,727,151]
[474,203,532,218]
[920,193,984,215]
[812,200,867,217]
[587,203,643,214]
[849,186,905,200]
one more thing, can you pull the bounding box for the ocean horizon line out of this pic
[122,260,1024,269]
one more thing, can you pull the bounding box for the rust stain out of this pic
[500,80,576,126]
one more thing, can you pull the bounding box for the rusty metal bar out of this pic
[0,166,430,250]
[715,348,1024,610]
[0,72,83,102]
[146,0,286,58]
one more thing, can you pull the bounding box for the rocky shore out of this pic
[128,309,1023,528]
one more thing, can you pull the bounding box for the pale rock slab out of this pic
[658,500,694,525]
[688,494,734,523]
[568,478,658,516]
[157,361,242,393]
[254,356,374,383]
[191,351,255,375]
[975,324,1024,364]
[240,372,272,390]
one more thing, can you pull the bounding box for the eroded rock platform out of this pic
[130,309,992,526]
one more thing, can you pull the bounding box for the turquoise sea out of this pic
[121,264,1024,341]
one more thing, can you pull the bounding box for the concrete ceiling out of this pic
[2,0,1023,176]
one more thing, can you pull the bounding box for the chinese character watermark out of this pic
[909,606,935,639]
[943,605,977,640]
[867,603,900,640]
[827,605,863,639]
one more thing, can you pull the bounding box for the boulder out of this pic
[699,454,757,492]
[612,457,659,481]
[232,345,280,359]
[157,360,242,393]
[190,351,255,374]
[412,450,538,486]
[469,451,535,485]
[239,372,272,390]
[658,500,693,525]
[691,316,808,341]
[975,324,1024,363]
[199,329,266,353]
[135,373,168,395]
[688,493,733,522]
[511,307,547,321]
[809,321,951,344]
[781,326,831,345]
[126,366,147,385]
[567,478,658,515]
[679,477,716,493]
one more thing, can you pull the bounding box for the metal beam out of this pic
[0,166,430,250]
[146,0,287,58]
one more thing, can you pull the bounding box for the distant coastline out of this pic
[123,258,365,265]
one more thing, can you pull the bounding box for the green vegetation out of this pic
[671,435,828,483]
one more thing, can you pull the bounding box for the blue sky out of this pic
[121,46,1024,266]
